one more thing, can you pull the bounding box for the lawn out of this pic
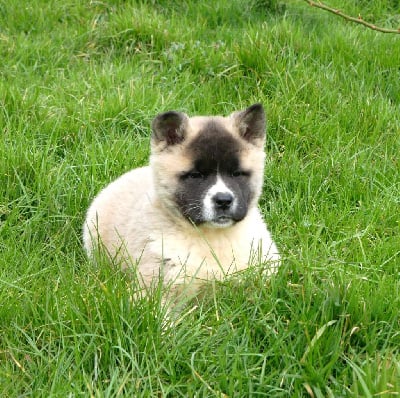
[1,0,399,396]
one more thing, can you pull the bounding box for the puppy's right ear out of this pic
[151,111,189,146]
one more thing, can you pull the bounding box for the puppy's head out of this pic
[150,104,266,228]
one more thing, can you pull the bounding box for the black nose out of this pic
[213,192,234,210]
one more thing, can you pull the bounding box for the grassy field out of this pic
[1,0,399,396]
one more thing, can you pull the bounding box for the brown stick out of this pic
[303,0,400,34]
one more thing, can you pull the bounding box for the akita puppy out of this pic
[83,104,280,299]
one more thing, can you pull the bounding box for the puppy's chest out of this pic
[147,229,250,281]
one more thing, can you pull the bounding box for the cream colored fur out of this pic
[83,108,280,300]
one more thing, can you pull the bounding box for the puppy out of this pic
[83,104,280,300]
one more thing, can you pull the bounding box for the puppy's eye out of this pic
[189,171,202,179]
[186,171,203,179]
[231,170,250,177]
[180,171,204,180]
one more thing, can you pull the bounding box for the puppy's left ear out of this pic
[232,103,266,145]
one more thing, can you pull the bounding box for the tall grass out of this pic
[1,0,399,396]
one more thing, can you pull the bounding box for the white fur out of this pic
[202,174,236,226]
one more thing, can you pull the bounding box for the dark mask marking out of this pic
[175,121,255,225]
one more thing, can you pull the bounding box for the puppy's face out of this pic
[150,104,266,228]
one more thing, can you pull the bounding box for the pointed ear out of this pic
[151,111,189,146]
[233,103,266,144]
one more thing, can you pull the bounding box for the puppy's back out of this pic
[83,166,155,260]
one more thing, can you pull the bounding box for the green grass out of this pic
[1,0,399,396]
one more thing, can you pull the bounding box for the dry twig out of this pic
[303,0,400,34]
